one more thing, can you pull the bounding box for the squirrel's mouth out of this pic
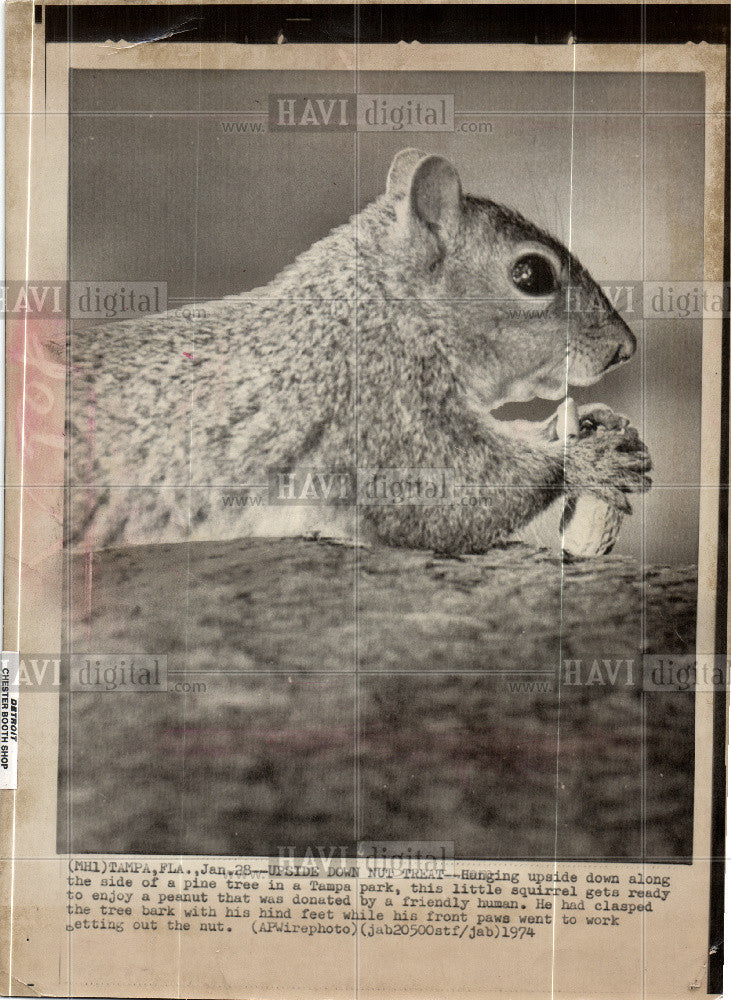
[472,356,614,434]
[486,359,615,429]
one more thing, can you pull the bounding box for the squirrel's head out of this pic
[384,148,636,412]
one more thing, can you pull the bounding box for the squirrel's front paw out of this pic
[577,403,631,434]
[565,426,652,515]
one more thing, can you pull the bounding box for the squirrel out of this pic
[68,147,651,554]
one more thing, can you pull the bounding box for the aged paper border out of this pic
[1,9,728,998]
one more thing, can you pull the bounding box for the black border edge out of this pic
[707,34,730,998]
[45,4,729,46]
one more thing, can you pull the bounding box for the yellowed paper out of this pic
[2,3,728,997]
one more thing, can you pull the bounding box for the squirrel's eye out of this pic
[510,254,557,296]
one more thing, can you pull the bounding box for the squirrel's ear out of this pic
[386,148,428,199]
[388,152,463,263]
[408,155,462,243]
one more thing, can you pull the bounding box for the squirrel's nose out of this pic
[618,326,637,360]
[605,325,636,370]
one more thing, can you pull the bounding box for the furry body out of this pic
[69,150,650,552]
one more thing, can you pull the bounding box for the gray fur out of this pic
[68,149,650,552]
